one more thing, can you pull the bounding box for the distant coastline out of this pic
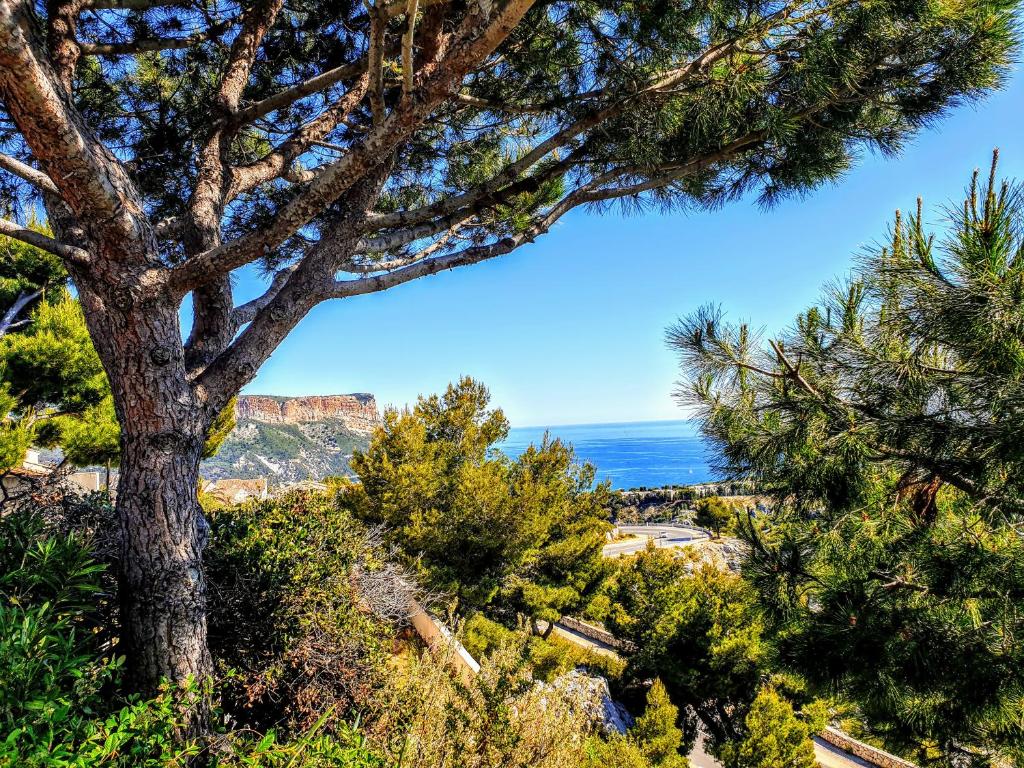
[498,419,714,490]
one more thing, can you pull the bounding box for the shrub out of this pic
[717,686,824,768]
[204,491,397,733]
[0,506,197,767]
[374,638,592,768]
[0,499,395,767]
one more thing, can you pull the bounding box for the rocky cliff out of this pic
[202,394,380,484]
[236,394,379,433]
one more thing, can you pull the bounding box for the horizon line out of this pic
[507,416,697,431]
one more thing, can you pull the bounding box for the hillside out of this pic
[201,394,378,483]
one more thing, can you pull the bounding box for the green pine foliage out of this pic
[0,293,108,416]
[25,0,1017,259]
[586,679,690,768]
[202,396,237,460]
[718,686,825,768]
[693,496,736,538]
[630,680,690,768]
[670,154,1024,764]
[607,548,776,754]
[350,377,610,619]
[0,384,32,470]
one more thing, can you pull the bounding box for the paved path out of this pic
[686,734,875,768]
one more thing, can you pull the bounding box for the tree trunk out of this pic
[70,266,216,733]
[117,425,211,703]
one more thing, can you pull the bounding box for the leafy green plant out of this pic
[204,491,395,734]
[0,506,196,767]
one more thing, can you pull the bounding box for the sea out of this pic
[498,419,715,491]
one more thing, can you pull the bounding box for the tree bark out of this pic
[117,423,211,700]
[70,263,214,731]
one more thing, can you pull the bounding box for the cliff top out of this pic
[236,394,379,428]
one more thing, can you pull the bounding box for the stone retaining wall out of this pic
[408,601,480,683]
[818,727,918,768]
[558,616,636,652]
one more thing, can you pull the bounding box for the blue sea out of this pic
[498,419,715,490]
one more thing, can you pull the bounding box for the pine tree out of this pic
[351,377,610,617]
[607,548,770,752]
[631,679,689,768]
[718,687,822,768]
[669,154,1024,764]
[0,0,1017,714]
[693,496,734,538]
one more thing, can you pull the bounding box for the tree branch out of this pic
[79,32,217,55]
[0,288,42,338]
[83,0,186,9]
[0,152,59,194]
[0,217,91,263]
[79,12,237,55]
[172,0,538,293]
[365,0,386,125]
[196,167,392,408]
[232,59,368,125]
[0,1,151,256]
[401,0,419,97]
[229,264,297,327]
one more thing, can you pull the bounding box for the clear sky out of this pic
[231,65,1024,428]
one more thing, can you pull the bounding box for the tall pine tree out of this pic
[670,154,1024,765]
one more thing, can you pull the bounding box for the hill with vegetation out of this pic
[201,395,377,483]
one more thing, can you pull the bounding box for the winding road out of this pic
[603,523,709,557]
[595,524,887,768]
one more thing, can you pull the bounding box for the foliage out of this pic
[629,680,690,768]
[351,377,610,617]
[0,220,65,310]
[203,396,237,460]
[584,679,689,768]
[0,505,197,767]
[0,292,107,416]
[204,491,395,734]
[0,496,402,768]
[693,496,736,538]
[607,548,770,753]
[670,155,1024,763]
[717,686,826,768]
[0,382,32,471]
[463,612,625,683]
[374,637,595,768]
[0,290,114,471]
[3,0,1015,257]
[54,395,120,470]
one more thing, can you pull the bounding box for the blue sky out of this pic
[232,65,1024,428]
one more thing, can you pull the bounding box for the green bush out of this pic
[204,491,396,733]
[0,506,198,767]
[0,499,396,767]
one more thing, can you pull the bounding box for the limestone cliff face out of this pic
[236,394,379,433]
[203,393,379,483]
